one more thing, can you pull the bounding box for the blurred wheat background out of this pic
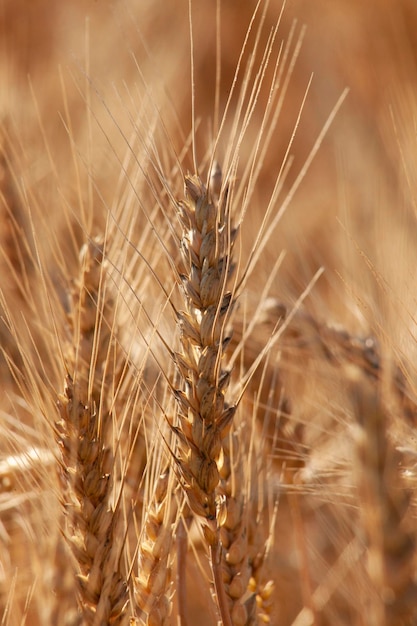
[1,1,417,625]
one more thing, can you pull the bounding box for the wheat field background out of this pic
[1,1,417,625]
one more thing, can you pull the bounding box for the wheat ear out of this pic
[56,237,128,624]
[67,238,119,413]
[57,377,128,624]
[170,171,237,625]
[133,468,176,626]
[218,429,256,626]
[349,367,417,625]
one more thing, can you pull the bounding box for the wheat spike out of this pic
[170,169,237,624]
[350,368,417,626]
[218,430,254,626]
[133,469,176,626]
[56,376,128,624]
[55,237,129,624]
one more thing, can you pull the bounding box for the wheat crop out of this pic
[1,1,417,625]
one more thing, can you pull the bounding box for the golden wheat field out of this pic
[1,1,417,624]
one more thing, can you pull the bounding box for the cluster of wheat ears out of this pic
[2,1,417,625]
